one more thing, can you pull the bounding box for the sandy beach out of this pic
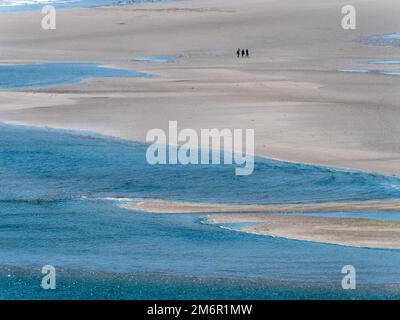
[0,0,400,175]
[207,214,400,249]
[126,199,400,214]
[126,199,400,248]
[1,0,400,251]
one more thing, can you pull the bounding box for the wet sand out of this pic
[125,199,400,214]
[0,0,400,175]
[207,214,400,249]
[0,0,399,250]
[125,199,400,249]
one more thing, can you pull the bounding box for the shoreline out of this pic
[3,0,400,300]
[2,0,400,251]
[125,199,400,214]
[206,214,400,250]
[2,119,398,180]
[4,119,400,251]
[0,0,170,14]
[125,198,400,249]
[1,0,400,176]
[4,120,400,250]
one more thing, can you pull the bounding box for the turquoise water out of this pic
[361,33,400,47]
[364,60,400,65]
[380,72,400,76]
[337,68,400,76]
[2,123,400,299]
[0,0,171,13]
[337,68,370,74]
[338,61,400,77]
[339,34,400,76]
[133,56,177,63]
[0,63,154,90]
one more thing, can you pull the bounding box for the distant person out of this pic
[236,48,240,58]
[241,49,245,57]
[246,49,249,57]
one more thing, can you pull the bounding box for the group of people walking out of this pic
[236,48,249,58]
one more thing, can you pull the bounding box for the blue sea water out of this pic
[361,33,400,47]
[364,60,400,65]
[337,68,370,74]
[338,64,400,77]
[339,34,400,76]
[0,63,155,90]
[380,72,400,76]
[0,0,171,13]
[337,68,400,76]
[133,56,177,63]
[1,123,400,299]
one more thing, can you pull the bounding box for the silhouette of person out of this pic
[246,49,249,57]
[241,49,245,57]
[236,48,240,58]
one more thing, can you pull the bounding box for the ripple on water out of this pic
[2,124,400,298]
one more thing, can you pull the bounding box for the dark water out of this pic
[1,123,400,299]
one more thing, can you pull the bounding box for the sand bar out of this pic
[126,199,400,248]
[125,199,400,214]
[207,214,400,249]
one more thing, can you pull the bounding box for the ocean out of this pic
[0,22,400,298]
[1,123,400,299]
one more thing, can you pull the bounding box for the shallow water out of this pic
[1,123,400,299]
[338,63,400,77]
[0,63,154,90]
[0,0,171,12]
[337,68,370,73]
[361,33,400,47]
[380,72,400,76]
[133,56,176,63]
[339,34,400,76]
[338,69,400,76]
[364,60,400,65]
